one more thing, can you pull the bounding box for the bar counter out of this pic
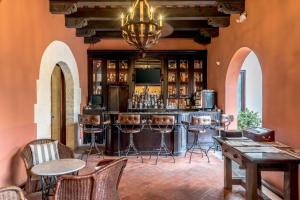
[103,109,221,156]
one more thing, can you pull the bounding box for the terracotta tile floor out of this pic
[27,153,247,200]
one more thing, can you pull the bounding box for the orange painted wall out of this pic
[0,0,88,185]
[207,0,300,195]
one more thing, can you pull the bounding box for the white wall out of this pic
[241,51,263,116]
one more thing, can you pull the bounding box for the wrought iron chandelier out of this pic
[121,0,163,51]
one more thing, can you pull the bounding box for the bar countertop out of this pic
[104,109,220,115]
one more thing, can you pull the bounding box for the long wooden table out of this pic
[214,136,300,200]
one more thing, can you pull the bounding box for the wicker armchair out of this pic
[55,157,128,200]
[20,139,74,193]
[0,186,25,200]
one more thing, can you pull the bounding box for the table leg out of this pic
[257,169,262,190]
[246,162,258,200]
[41,176,48,200]
[224,156,232,189]
[284,164,299,200]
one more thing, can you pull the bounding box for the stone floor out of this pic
[27,152,250,200]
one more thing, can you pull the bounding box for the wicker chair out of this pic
[0,186,25,200]
[55,157,128,200]
[20,139,74,193]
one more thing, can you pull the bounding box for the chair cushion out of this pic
[29,141,59,165]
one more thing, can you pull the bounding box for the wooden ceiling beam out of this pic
[66,7,228,19]
[50,2,77,14]
[65,7,230,28]
[207,17,230,27]
[90,30,206,38]
[84,36,101,44]
[217,0,245,14]
[50,0,244,14]
[194,34,211,44]
[83,30,210,43]
[50,0,221,9]
[76,20,217,35]
[199,28,219,37]
[77,29,97,37]
[81,27,219,40]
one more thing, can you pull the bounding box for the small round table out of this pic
[31,159,86,200]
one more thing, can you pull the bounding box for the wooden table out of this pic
[31,159,86,200]
[214,136,300,200]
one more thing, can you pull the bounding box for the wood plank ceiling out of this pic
[49,0,245,44]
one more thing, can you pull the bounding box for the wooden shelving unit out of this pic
[88,50,207,109]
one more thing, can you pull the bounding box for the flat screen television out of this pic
[135,68,161,84]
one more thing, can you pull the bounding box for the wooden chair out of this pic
[55,157,128,200]
[0,186,25,200]
[20,139,74,193]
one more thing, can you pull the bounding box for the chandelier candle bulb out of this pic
[121,14,124,26]
[159,15,163,27]
[130,7,133,19]
[150,7,154,20]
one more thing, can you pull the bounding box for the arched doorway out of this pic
[225,47,263,128]
[35,41,81,149]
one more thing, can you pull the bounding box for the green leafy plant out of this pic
[237,108,262,130]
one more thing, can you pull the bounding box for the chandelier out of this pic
[121,0,163,51]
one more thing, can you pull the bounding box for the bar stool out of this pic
[214,114,234,133]
[182,116,212,163]
[79,114,110,160]
[149,115,176,165]
[212,114,234,151]
[116,114,144,163]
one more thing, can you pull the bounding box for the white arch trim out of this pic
[34,40,81,140]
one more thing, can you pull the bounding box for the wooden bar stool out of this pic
[149,115,176,165]
[182,116,212,163]
[79,114,110,160]
[116,114,145,163]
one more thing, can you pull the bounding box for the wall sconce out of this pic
[216,61,221,66]
[236,11,247,23]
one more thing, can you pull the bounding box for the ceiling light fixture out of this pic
[121,0,163,52]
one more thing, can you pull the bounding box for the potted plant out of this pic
[237,108,262,130]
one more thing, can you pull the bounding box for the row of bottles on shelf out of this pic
[129,86,163,109]
[129,93,164,109]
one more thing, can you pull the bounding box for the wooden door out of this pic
[51,65,66,144]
